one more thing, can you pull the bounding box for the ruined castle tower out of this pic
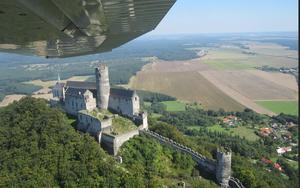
[216,149,232,187]
[95,65,110,110]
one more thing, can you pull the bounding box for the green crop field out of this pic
[161,101,186,112]
[256,100,298,116]
[202,59,255,70]
[207,124,259,141]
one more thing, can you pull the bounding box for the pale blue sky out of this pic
[149,0,298,34]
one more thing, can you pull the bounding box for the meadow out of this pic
[201,43,298,70]
[256,100,299,116]
[206,124,260,142]
[161,101,186,112]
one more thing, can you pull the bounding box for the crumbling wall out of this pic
[101,129,140,155]
[77,112,112,135]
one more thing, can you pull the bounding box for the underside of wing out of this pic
[0,0,176,58]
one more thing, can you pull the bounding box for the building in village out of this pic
[51,64,147,155]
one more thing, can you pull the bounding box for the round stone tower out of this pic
[95,65,110,110]
[216,148,232,187]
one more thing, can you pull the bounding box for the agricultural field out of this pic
[24,75,93,89]
[201,43,298,69]
[201,70,297,100]
[206,124,260,142]
[247,70,298,91]
[256,100,299,116]
[130,70,245,111]
[129,41,298,115]
[0,94,26,107]
[161,101,186,112]
[244,42,298,59]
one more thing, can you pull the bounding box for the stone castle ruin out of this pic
[51,64,147,155]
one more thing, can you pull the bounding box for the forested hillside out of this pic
[0,97,218,187]
[0,97,127,187]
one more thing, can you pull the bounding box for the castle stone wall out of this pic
[108,97,131,117]
[113,129,139,155]
[100,126,146,155]
[108,92,140,118]
[101,129,139,155]
[64,91,96,116]
[77,112,112,136]
[101,133,115,154]
[133,112,148,130]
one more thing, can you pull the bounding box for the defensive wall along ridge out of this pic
[139,130,245,188]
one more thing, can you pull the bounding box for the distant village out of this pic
[219,114,297,173]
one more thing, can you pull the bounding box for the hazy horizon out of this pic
[148,0,298,35]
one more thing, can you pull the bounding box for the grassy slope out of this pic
[256,100,298,116]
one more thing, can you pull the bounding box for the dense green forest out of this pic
[119,136,218,188]
[0,98,125,187]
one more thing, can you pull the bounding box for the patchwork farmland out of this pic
[129,42,298,115]
[129,62,245,111]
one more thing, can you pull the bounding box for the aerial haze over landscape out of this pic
[0,0,298,188]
